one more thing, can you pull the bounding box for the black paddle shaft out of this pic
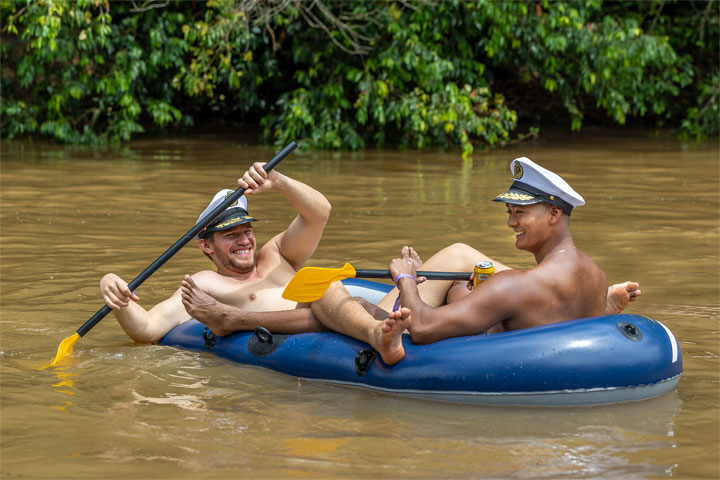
[76,142,298,337]
[354,269,471,280]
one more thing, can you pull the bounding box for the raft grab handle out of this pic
[248,327,288,357]
[355,349,378,376]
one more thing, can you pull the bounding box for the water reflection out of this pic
[51,365,77,395]
[20,340,684,477]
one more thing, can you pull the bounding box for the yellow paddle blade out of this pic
[282,263,357,302]
[44,332,80,369]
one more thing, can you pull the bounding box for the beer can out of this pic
[473,261,495,288]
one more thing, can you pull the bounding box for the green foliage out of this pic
[476,1,694,129]
[264,2,518,155]
[1,0,716,153]
[633,0,719,140]
[679,72,719,140]
[1,0,191,143]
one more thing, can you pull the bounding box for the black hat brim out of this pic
[492,188,543,206]
[199,208,256,238]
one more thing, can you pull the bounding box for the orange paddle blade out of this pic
[44,332,80,369]
[282,263,357,302]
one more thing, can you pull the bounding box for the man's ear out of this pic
[548,205,563,224]
[198,238,214,255]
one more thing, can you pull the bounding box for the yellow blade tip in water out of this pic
[43,333,80,369]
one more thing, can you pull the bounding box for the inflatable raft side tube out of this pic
[159,278,682,406]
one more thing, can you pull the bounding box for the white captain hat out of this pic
[492,157,585,216]
[195,189,256,239]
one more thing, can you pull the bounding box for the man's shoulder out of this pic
[493,267,535,283]
[492,263,564,301]
[192,269,220,279]
[190,269,227,286]
[524,253,607,303]
[256,238,295,269]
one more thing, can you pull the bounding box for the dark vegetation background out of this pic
[2,0,717,156]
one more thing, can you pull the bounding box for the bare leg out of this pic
[377,243,512,311]
[354,297,389,320]
[311,282,407,365]
[605,281,642,315]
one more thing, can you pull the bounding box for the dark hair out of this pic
[199,233,216,262]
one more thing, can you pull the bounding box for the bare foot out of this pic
[181,275,233,336]
[375,307,412,366]
[401,246,426,283]
[605,281,642,315]
[403,245,423,269]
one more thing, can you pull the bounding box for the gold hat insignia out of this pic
[497,191,535,201]
[513,163,524,179]
[225,190,239,207]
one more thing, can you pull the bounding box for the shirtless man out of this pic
[306,157,641,364]
[182,157,640,366]
[99,162,331,343]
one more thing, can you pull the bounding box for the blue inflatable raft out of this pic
[160,279,682,406]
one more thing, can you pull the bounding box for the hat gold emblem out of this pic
[225,190,239,207]
[513,163,524,179]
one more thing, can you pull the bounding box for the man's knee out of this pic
[445,242,476,255]
[432,243,485,265]
[323,280,351,298]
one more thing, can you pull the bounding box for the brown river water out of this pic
[1,131,718,479]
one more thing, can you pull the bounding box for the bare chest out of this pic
[202,266,298,312]
[217,282,296,312]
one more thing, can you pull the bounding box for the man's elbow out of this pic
[305,199,331,227]
[121,325,165,344]
[317,200,331,224]
[123,332,152,344]
[128,330,162,344]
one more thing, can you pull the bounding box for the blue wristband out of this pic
[394,273,417,287]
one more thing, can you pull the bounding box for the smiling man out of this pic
[99,162,331,343]
[379,157,638,342]
[305,157,641,364]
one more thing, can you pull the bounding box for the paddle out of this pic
[46,141,298,368]
[282,263,471,302]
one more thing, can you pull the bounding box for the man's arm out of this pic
[389,258,519,344]
[239,163,331,270]
[100,273,190,343]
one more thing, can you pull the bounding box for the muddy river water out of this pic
[1,131,718,478]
